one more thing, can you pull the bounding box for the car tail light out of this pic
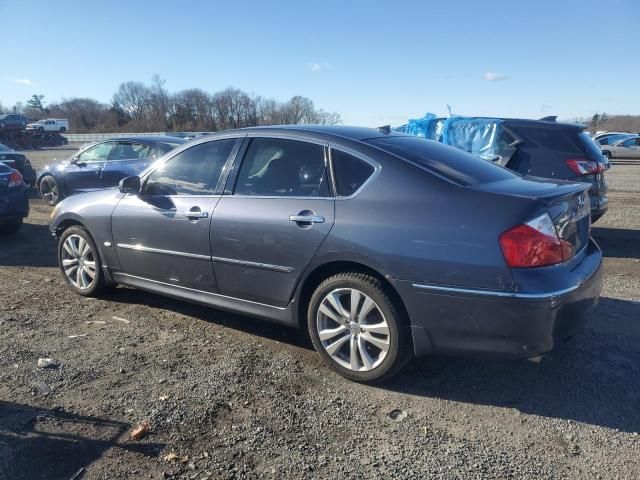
[566,158,605,175]
[8,170,23,187]
[499,213,574,268]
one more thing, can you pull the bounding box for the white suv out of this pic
[26,118,69,133]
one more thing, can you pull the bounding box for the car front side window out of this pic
[108,142,150,161]
[77,142,115,163]
[234,138,330,197]
[144,139,236,196]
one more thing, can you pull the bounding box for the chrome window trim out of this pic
[328,144,381,200]
[116,243,210,260]
[411,282,580,299]
[113,272,287,311]
[211,256,294,273]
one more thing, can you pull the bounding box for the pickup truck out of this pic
[26,118,69,133]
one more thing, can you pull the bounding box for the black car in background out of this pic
[0,142,37,186]
[496,118,609,221]
[399,116,610,221]
[0,114,29,131]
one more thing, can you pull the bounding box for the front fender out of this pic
[50,189,125,270]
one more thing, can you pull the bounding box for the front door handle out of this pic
[182,209,208,219]
[289,214,325,224]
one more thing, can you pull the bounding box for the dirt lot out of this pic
[1,146,639,479]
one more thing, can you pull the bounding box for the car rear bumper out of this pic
[398,238,603,358]
[0,186,29,222]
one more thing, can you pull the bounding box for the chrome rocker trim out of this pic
[411,282,580,299]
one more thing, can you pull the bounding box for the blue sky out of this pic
[2,0,639,126]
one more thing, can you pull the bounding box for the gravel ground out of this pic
[1,147,639,479]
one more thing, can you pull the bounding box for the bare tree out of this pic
[148,75,170,130]
[26,94,48,116]
[112,81,151,121]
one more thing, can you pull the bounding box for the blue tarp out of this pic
[395,113,505,161]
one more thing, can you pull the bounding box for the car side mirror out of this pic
[119,175,141,194]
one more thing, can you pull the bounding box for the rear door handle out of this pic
[289,214,325,223]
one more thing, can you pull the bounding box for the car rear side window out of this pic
[145,139,236,196]
[332,149,375,196]
[369,136,516,186]
[234,138,330,197]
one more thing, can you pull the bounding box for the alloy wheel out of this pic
[40,177,59,204]
[316,288,390,372]
[61,234,97,290]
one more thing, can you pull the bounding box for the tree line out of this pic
[0,75,341,133]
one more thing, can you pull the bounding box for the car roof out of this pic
[100,135,186,145]
[223,125,406,142]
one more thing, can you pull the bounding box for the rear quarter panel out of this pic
[318,147,537,291]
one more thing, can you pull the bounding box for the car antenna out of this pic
[539,115,557,122]
[377,125,392,134]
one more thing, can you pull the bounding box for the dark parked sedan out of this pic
[0,113,29,131]
[0,142,37,186]
[50,126,602,383]
[37,136,185,205]
[0,163,29,234]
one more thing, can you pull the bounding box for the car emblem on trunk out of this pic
[577,193,586,208]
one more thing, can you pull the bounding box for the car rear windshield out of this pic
[368,136,517,186]
[578,132,605,160]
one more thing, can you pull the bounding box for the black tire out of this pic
[60,127,66,133]
[603,150,612,160]
[38,175,62,205]
[0,122,5,128]
[0,218,23,235]
[57,226,107,297]
[38,126,44,132]
[307,272,411,383]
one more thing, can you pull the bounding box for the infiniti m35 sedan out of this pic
[50,126,602,383]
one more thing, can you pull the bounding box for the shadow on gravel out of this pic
[106,287,306,348]
[387,296,640,433]
[593,227,640,259]
[0,223,57,268]
[0,401,163,480]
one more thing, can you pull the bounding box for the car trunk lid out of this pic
[473,176,592,256]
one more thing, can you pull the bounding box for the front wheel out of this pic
[308,273,411,383]
[38,175,62,205]
[58,226,107,297]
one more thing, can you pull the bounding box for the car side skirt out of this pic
[111,272,297,327]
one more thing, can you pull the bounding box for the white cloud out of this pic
[483,72,508,81]
[8,77,33,86]
[307,62,333,73]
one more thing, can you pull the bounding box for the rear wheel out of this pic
[58,226,107,297]
[308,273,411,383]
[39,175,62,205]
[60,127,66,133]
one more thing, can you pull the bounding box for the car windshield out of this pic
[0,143,12,151]
[369,136,517,186]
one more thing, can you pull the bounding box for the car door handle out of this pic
[289,214,325,224]
[182,210,208,219]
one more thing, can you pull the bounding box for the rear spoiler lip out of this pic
[470,177,591,204]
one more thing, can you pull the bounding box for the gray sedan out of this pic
[602,136,640,159]
[50,126,602,383]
